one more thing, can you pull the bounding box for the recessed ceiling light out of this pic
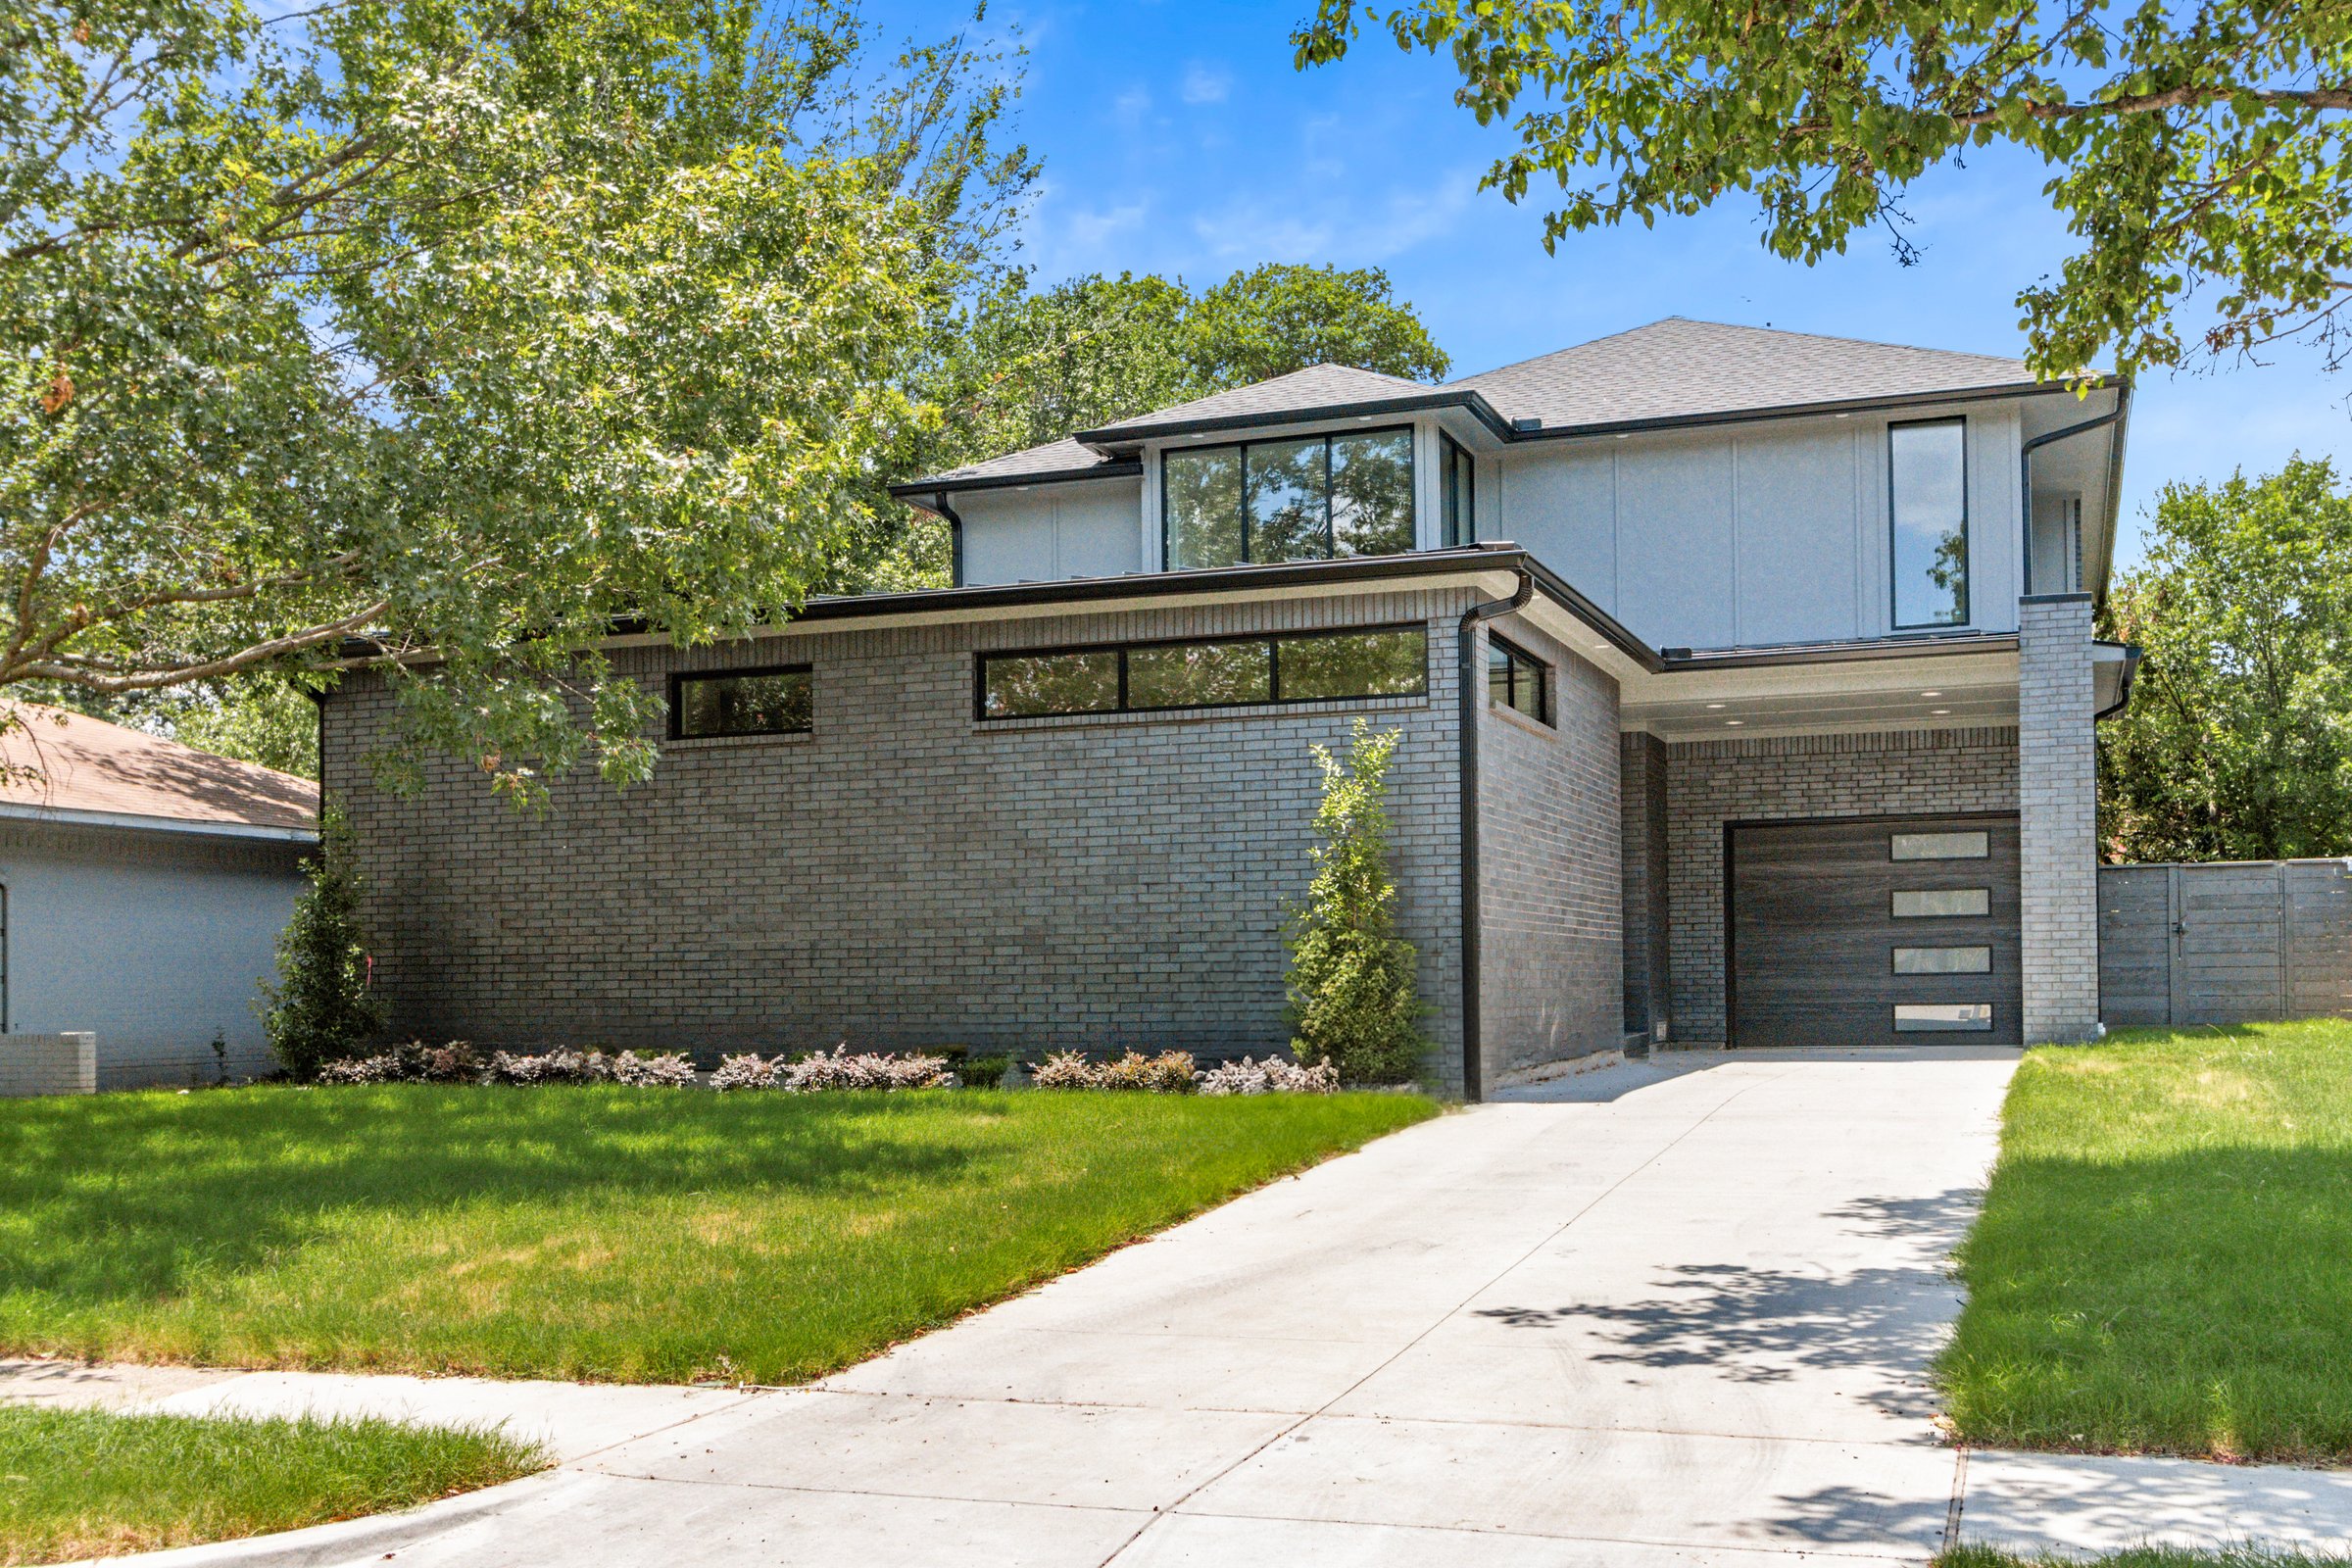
[1932,708,1951,715]
[1920,690,1941,698]
[1724,719,1744,727]
[1705,702,1727,710]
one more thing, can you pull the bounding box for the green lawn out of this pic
[0,1406,543,1565]
[0,1085,1434,1384]
[1938,1020,2352,1464]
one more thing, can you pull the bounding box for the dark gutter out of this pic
[932,492,966,588]
[887,460,1142,504]
[2019,398,2126,595]
[1075,388,1516,450]
[2092,383,2133,604]
[1496,378,2101,446]
[1456,565,1535,1103]
[1658,630,2018,670]
[2093,639,2141,720]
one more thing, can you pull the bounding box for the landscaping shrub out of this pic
[710,1053,778,1091]
[776,1046,955,1091]
[956,1054,1012,1089]
[1194,1055,1341,1096]
[611,1051,695,1088]
[1285,718,1428,1085]
[260,807,387,1079]
[313,1042,483,1085]
[486,1048,612,1086]
[1029,1050,1198,1092]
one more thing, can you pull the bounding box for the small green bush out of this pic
[956,1054,1012,1089]
[259,806,386,1078]
[1285,719,1427,1084]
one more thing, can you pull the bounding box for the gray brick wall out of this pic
[1619,731,1670,1039]
[1475,615,1623,1090]
[1660,727,2021,1044]
[0,1034,96,1098]
[2019,594,2100,1041]
[326,589,1491,1091]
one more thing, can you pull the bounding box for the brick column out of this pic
[2018,594,2100,1042]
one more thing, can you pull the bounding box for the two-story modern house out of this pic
[320,318,2134,1097]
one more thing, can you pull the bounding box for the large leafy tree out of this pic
[851,262,1450,591]
[2099,458,2352,862]
[1293,1,2352,381]
[3,0,1028,803]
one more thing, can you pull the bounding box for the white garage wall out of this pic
[0,821,309,1088]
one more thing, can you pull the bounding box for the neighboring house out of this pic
[321,318,2135,1098]
[0,706,318,1087]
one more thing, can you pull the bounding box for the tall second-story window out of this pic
[1163,428,1414,569]
[1441,434,1475,548]
[1888,418,1969,628]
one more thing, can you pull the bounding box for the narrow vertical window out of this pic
[1889,418,1968,628]
[1441,434,1476,548]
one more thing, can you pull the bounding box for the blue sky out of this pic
[877,1,2351,568]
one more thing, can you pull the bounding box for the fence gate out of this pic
[2099,858,2352,1026]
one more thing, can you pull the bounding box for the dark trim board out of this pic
[1724,809,2022,1050]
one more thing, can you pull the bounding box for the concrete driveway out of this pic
[358,1049,2025,1566]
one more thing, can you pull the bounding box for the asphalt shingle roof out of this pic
[1451,317,2036,430]
[1,704,318,831]
[897,318,2045,495]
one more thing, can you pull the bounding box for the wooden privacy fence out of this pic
[2099,858,2352,1026]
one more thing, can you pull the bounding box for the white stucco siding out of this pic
[957,479,1144,586]
[1493,404,2027,651]
[0,822,307,1088]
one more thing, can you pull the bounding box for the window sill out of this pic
[663,730,814,752]
[978,692,1429,734]
[1487,702,1556,739]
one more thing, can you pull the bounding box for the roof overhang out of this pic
[901,375,2122,504]
[0,801,318,843]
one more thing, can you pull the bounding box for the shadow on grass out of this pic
[0,1088,990,1306]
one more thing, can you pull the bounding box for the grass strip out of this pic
[0,1405,543,1565]
[1938,1020,2352,1463]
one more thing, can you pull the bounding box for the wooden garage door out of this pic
[1731,814,2022,1049]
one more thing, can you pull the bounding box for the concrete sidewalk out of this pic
[13,1050,2352,1565]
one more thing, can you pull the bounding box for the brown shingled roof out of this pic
[1,704,318,832]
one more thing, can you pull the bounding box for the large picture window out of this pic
[671,666,812,739]
[1889,418,1969,628]
[980,627,1427,719]
[1163,429,1414,569]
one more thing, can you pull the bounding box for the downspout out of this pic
[1455,565,1535,1103]
[2019,404,2124,596]
[933,491,965,589]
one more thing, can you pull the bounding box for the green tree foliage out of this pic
[848,263,1451,592]
[1293,1,2352,381]
[3,0,1030,805]
[1286,718,1428,1085]
[2099,458,2352,862]
[261,807,388,1077]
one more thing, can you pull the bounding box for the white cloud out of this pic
[1111,84,1152,130]
[1180,63,1232,106]
[1186,166,1482,268]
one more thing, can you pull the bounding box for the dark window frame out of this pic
[1887,416,1971,630]
[1888,828,1992,861]
[975,623,1430,722]
[1441,432,1476,548]
[1889,945,1995,976]
[1889,887,1993,919]
[1486,631,1552,727]
[1891,1002,1996,1033]
[1159,425,1417,570]
[668,662,814,741]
